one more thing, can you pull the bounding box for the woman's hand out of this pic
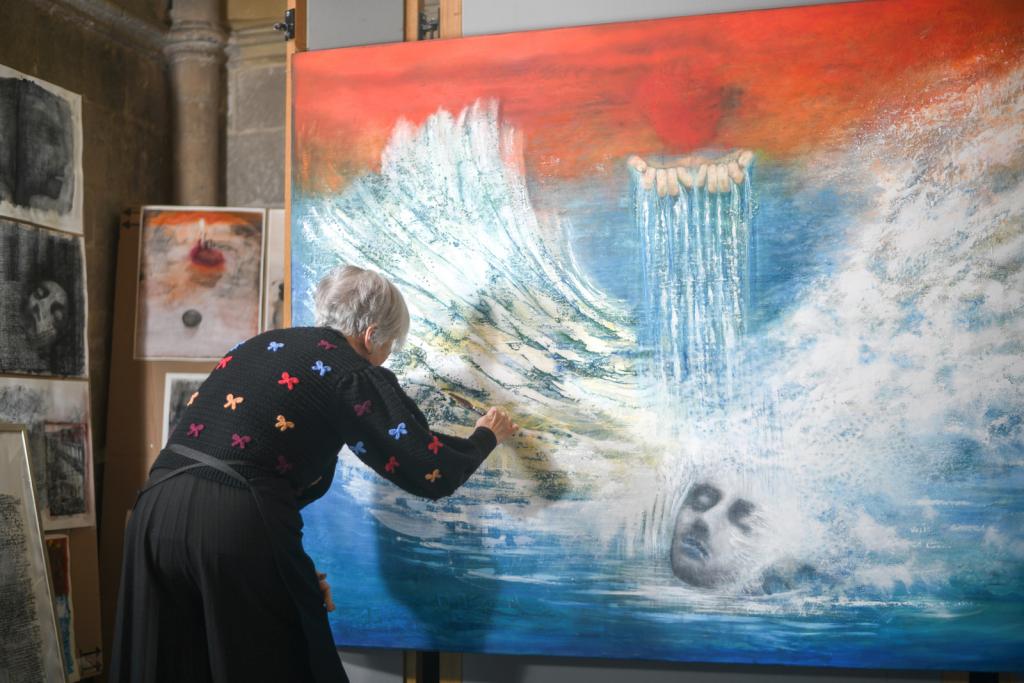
[475,407,519,444]
[317,572,335,612]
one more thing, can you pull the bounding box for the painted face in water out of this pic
[670,481,758,588]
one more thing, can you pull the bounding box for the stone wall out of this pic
[226,21,286,207]
[0,0,172,462]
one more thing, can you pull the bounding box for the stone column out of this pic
[164,0,226,205]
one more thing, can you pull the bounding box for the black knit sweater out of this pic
[158,326,497,503]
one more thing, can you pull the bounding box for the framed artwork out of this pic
[0,378,94,530]
[0,64,83,235]
[134,206,266,360]
[161,372,208,447]
[0,425,67,682]
[45,533,80,682]
[262,208,286,331]
[0,218,88,378]
[291,0,1024,671]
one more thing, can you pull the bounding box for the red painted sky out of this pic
[294,0,1023,192]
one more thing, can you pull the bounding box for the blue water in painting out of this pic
[304,474,1024,669]
[292,98,1024,670]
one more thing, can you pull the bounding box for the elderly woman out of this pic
[110,265,517,683]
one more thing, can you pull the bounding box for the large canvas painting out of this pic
[0,378,94,529]
[0,64,83,234]
[291,1,1024,670]
[0,218,87,377]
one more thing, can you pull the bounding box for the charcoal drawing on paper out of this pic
[44,424,87,518]
[0,64,83,234]
[0,218,87,377]
[0,428,66,683]
[0,378,93,529]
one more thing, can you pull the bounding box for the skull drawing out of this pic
[22,280,69,350]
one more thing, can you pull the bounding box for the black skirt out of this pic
[109,465,348,683]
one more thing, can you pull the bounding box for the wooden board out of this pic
[98,211,216,658]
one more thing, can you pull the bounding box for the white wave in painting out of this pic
[296,67,1023,605]
[295,100,658,516]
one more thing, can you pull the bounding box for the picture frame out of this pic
[0,424,67,682]
[262,208,286,332]
[0,377,95,530]
[45,533,80,682]
[134,206,266,361]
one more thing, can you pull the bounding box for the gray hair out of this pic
[314,265,410,349]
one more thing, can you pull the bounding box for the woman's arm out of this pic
[337,367,506,500]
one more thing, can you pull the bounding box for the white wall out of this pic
[462,0,834,36]
[307,0,404,49]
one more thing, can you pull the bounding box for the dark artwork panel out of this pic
[0,379,93,530]
[43,424,86,517]
[0,493,46,682]
[0,219,86,377]
[45,534,78,681]
[0,78,17,206]
[165,375,206,443]
[0,77,75,213]
[0,65,81,233]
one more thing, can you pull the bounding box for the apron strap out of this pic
[166,443,253,485]
[132,445,253,508]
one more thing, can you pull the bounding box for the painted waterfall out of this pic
[292,1,1024,669]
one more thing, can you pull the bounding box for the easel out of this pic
[282,1,462,681]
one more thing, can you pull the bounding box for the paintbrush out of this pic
[442,390,486,416]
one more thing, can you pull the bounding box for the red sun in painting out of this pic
[294,0,1023,192]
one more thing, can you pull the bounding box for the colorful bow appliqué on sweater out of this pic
[267,341,284,352]
[311,360,331,377]
[187,423,204,438]
[224,393,244,410]
[427,435,443,455]
[216,355,233,370]
[425,469,442,483]
[350,441,367,456]
[353,400,372,416]
[231,433,252,449]
[275,415,295,431]
[388,423,408,440]
[187,391,199,406]
[317,339,337,350]
[278,372,299,390]
[385,456,399,473]
[275,455,293,474]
